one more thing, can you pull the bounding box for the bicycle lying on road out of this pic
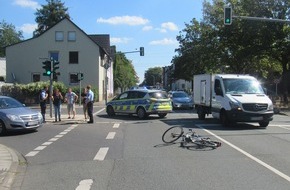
[162,126,222,148]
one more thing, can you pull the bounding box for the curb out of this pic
[0,144,27,190]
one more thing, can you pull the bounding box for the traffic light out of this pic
[140,47,144,56]
[42,60,51,76]
[78,73,84,81]
[224,7,232,25]
[52,60,59,74]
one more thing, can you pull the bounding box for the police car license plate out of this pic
[28,121,38,126]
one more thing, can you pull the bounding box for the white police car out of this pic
[106,89,172,119]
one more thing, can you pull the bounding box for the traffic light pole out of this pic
[232,16,290,23]
[49,59,53,118]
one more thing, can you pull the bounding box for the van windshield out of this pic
[223,78,265,95]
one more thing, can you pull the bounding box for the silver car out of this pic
[170,91,194,109]
[0,96,43,135]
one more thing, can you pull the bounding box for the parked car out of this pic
[0,96,43,135]
[106,89,172,119]
[170,91,193,109]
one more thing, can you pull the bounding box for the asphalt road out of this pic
[1,108,290,190]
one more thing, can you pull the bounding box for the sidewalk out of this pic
[0,101,106,189]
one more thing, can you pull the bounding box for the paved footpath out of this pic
[0,101,106,190]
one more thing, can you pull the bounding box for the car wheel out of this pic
[220,111,231,127]
[259,121,269,128]
[158,113,167,118]
[0,120,7,136]
[137,107,147,119]
[106,106,115,116]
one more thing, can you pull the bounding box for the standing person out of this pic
[81,88,88,121]
[85,85,94,123]
[39,86,48,123]
[65,88,78,119]
[52,88,63,122]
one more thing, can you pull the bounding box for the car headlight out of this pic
[229,101,242,110]
[268,103,274,111]
[7,114,23,122]
[37,112,43,120]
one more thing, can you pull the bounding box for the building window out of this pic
[69,73,79,84]
[50,52,59,61]
[32,73,40,82]
[68,31,76,41]
[69,51,78,64]
[55,31,64,41]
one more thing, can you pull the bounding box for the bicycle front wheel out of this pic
[162,126,183,143]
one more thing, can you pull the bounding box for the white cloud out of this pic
[155,28,167,33]
[142,26,153,31]
[110,37,132,44]
[20,23,37,34]
[149,38,178,46]
[161,22,178,31]
[13,0,40,10]
[97,16,149,26]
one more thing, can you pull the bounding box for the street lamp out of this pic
[103,55,112,104]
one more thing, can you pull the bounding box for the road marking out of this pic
[25,151,39,157]
[76,179,93,190]
[94,147,109,161]
[34,146,46,151]
[113,123,120,128]
[106,132,116,139]
[271,125,290,131]
[196,124,290,183]
[93,108,105,116]
[25,124,78,157]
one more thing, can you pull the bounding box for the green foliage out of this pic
[34,0,70,36]
[114,52,138,92]
[144,67,163,85]
[0,20,23,57]
[173,0,289,89]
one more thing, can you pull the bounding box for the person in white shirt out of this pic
[85,85,94,123]
[65,88,78,119]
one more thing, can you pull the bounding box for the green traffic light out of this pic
[226,19,230,23]
[46,71,51,75]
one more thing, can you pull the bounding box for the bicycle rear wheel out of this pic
[198,139,221,148]
[162,126,184,143]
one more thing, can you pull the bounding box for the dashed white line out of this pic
[106,132,116,139]
[196,124,290,183]
[94,147,109,161]
[25,125,78,157]
[76,179,93,190]
[113,123,120,128]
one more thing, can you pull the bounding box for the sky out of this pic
[0,0,204,83]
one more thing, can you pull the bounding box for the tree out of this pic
[34,0,70,36]
[144,67,163,86]
[0,20,23,57]
[114,53,138,92]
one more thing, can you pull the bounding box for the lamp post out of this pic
[103,55,111,104]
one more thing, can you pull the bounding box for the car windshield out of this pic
[0,97,24,109]
[172,92,188,98]
[223,78,265,95]
[149,91,168,99]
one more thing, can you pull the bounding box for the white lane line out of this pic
[42,142,53,146]
[106,132,116,139]
[75,179,93,190]
[113,123,120,128]
[49,138,59,142]
[93,108,105,116]
[93,147,109,161]
[196,124,290,183]
[273,125,290,131]
[34,146,46,151]
[25,125,78,157]
[25,151,39,157]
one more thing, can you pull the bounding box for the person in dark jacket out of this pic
[51,88,63,122]
[39,86,48,123]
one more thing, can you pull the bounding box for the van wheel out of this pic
[137,107,147,119]
[0,120,7,136]
[259,121,269,128]
[198,112,206,120]
[220,111,230,127]
[106,106,115,116]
